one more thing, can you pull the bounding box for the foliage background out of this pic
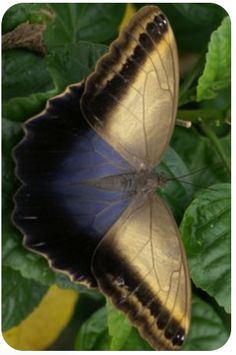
[2,3,231,351]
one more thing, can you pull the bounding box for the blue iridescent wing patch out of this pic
[13,83,133,286]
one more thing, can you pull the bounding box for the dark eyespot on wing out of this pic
[139,32,154,52]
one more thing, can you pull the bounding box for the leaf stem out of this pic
[200,122,231,172]
[177,109,223,124]
[179,51,206,106]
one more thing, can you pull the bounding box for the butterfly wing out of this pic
[81,5,178,169]
[92,194,191,350]
[13,83,133,286]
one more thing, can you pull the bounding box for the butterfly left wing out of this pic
[81,5,179,170]
[92,194,191,350]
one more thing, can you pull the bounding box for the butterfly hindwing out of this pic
[92,194,191,350]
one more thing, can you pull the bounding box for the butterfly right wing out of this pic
[92,193,191,350]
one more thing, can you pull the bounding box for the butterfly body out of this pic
[86,168,163,193]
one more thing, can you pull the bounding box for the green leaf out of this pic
[183,294,230,350]
[46,42,107,91]
[75,306,109,350]
[174,4,227,26]
[197,17,231,101]
[107,301,151,350]
[158,4,221,52]
[119,328,152,350]
[2,118,22,155]
[171,126,230,188]
[2,49,53,101]
[200,122,230,173]
[181,184,231,313]
[3,89,57,122]
[3,42,107,121]
[107,301,132,350]
[156,146,194,223]
[2,266,48,331]
[44,3,125,49]
[2,3,47,33]
[2,224,56,286]
[2,119,22,211]
[75,301,152,350]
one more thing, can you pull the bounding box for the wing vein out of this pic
[142,74,150,162]
[149,197,162,292]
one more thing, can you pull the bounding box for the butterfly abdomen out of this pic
[85,170,157,193]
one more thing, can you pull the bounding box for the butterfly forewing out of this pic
[92,194,191,350]
[81,6,179,169]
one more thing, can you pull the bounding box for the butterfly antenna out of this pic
[169,161,224,180]
[175,179,218,192]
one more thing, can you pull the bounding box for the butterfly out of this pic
[13,5,191,350]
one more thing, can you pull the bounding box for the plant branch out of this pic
[179,51,206,106]
[200,122,231,172]
[177,109,224,124]
[2,22,47,55]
